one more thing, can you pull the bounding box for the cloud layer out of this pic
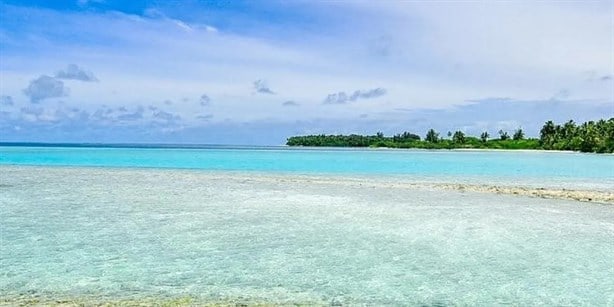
[282,100,299,107]
[0,1,611,144]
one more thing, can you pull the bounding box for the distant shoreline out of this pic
[321,146,584,153]
[0,142,598,154]
[285,118,614,153]
[378,147,600,154]
[0,142,287,150]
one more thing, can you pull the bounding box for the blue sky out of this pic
[0,0,612,144]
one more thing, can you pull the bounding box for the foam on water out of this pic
[1,166,613,305]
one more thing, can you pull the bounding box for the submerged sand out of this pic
[1,165,613,305]
[0,165,612,204]
[436,183,613,204]
[221,174,614,205]
[0,297,312,306]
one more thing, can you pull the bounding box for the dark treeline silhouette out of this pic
[286,118,614,153]
[539,118,614,153]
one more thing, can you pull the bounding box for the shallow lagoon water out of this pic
[1,165,614,305]
[1,145,613,181]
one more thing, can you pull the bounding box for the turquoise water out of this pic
[1,146,614,305]
[1,146,613,180]
[1,166,613,305]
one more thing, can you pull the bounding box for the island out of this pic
[286,118,614,153]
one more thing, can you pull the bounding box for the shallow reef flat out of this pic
[1,165,613,305]
[0,296,322,306]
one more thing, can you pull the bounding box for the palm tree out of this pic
[540,120,556,148]
[425,129,439,143]
[513,128,524,140]
[498,129,510,141]
[562,120,576,139]
[480,131,489,142]
[452,130,466,143]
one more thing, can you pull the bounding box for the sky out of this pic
[0,0,612,145]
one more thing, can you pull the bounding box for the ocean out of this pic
[1,145,613,305]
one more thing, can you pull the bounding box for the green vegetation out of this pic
[286,118,614,153]
[540,119,614,153]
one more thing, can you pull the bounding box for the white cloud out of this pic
[0,2,611,143]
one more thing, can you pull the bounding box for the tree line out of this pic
[286,118,614,153]
[539,119,614,153]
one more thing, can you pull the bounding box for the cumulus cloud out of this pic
[91,106,113,122]
[323,88,386,104]
[282,100,299,107]
[324,92,347,104]
[55,64,98,82]
[56,107,90,122]
[116,106,144,121]
[17,105,78,123]
[153,110,181,122]
[0,95,14,106]
[352,88,386,99]
[253,79,275,94]
[91,105,143,122]
[23,75,69,103]
[199,94,210,106]
[88,105,182,127]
